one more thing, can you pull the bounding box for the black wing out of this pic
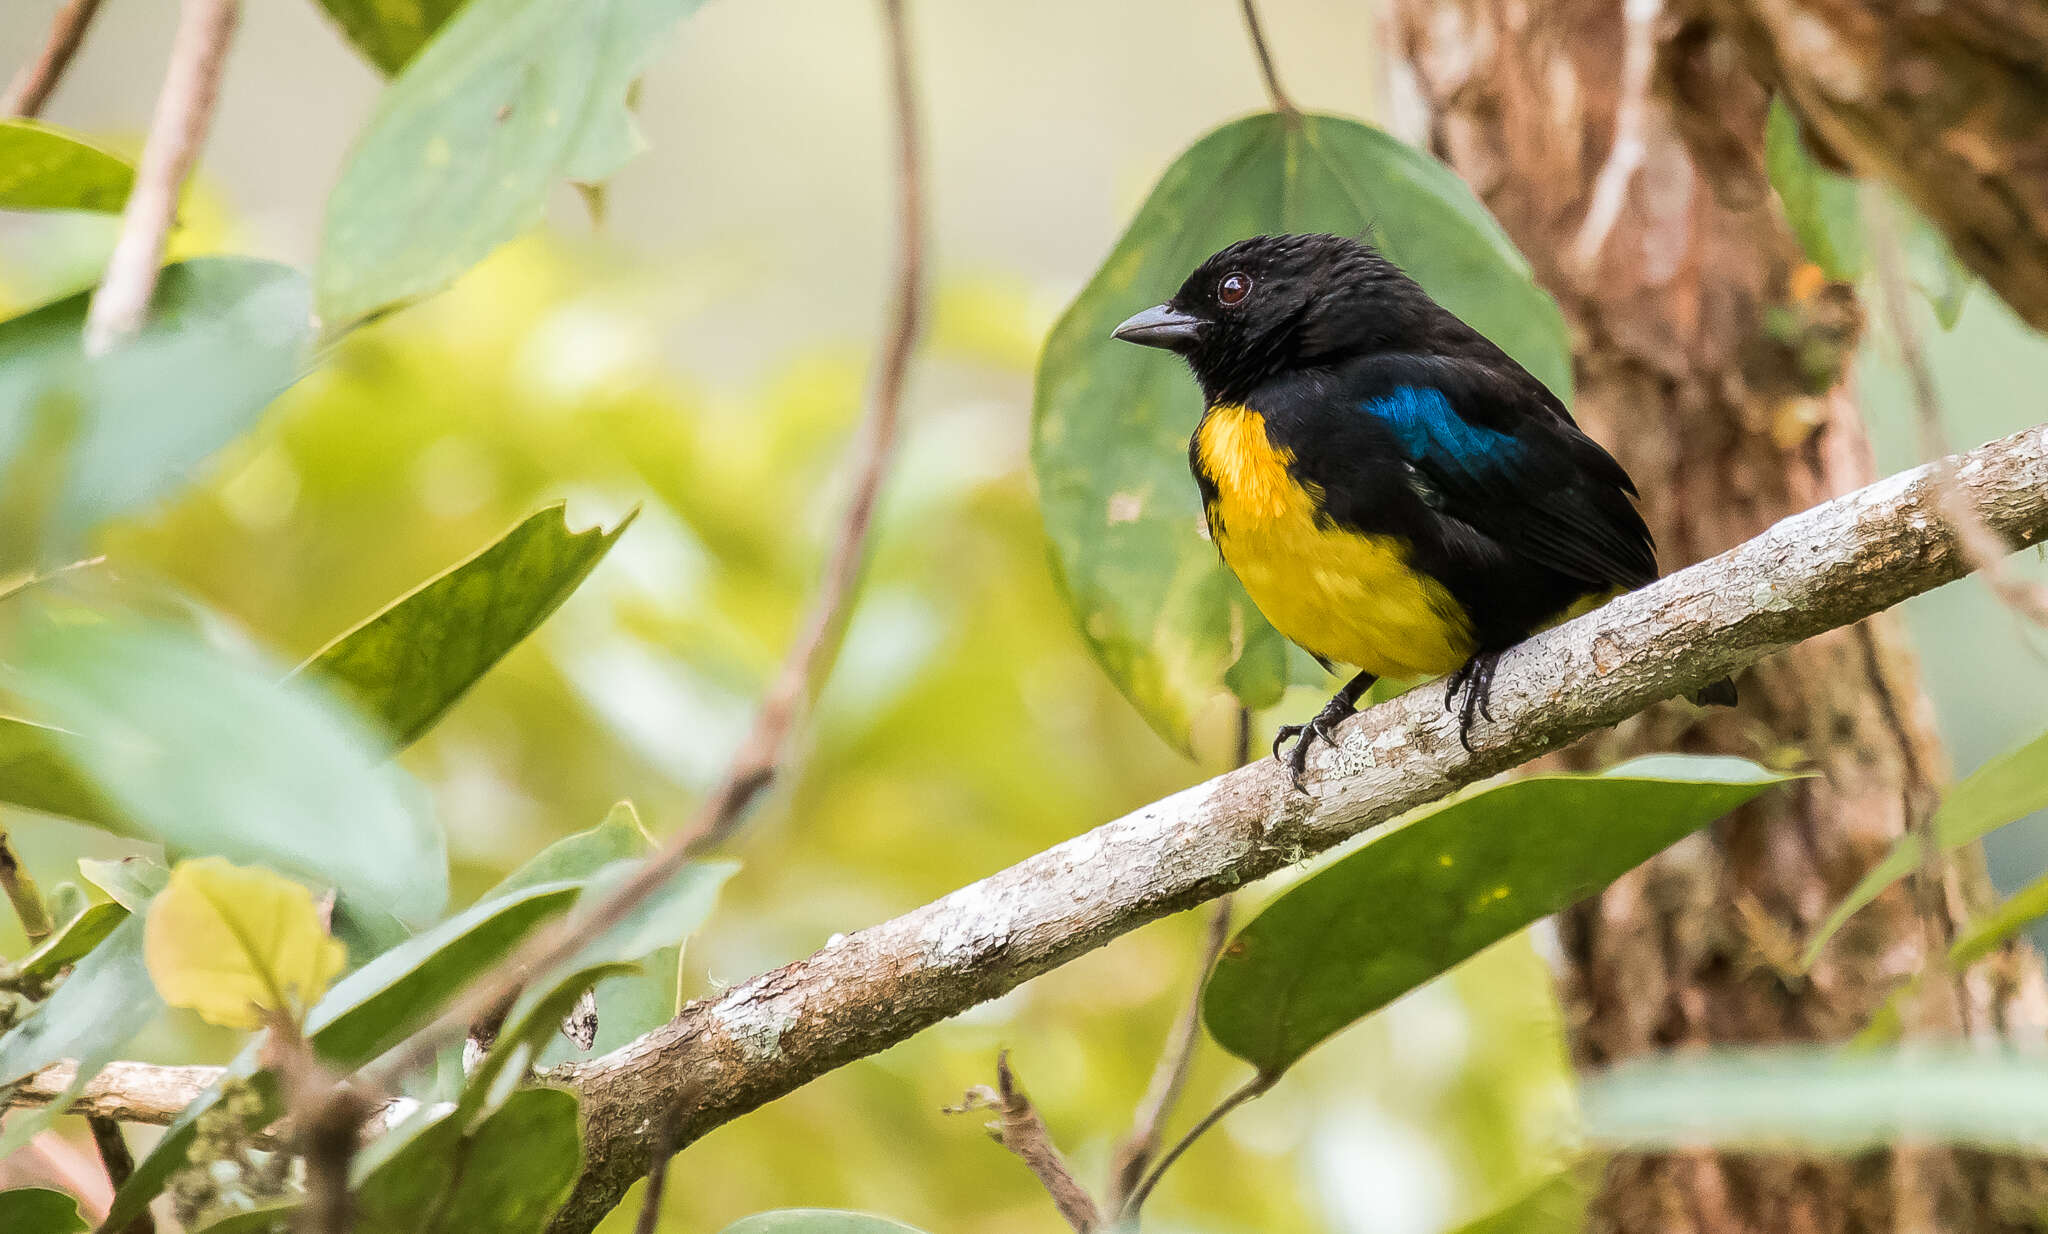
[1333,353,1656,590]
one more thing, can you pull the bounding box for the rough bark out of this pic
[1385,3,2048,1230]
[1704,0,2048,334]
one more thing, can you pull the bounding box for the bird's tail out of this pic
[1690,677,1739,708]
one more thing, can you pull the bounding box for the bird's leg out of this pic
[1272,670,1376,791]
[1442,650,1504,752]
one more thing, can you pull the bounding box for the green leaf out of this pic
[716,1214,932,1234]
[313,0,468,75]
[301,504,633,749]
[0,1188,87,1234]
[12,898,126,984]
[0,121,133,214]
[562,854,736,971]
[1901,207,1973,328]
[306,880,580,1067]
[1444,1168,1590,1234]
[1031,113,1570,748]
[1202,755,1793,1074]
[317,0,706,325]
[354,1086,582,1234]
[0,717,129,831]
[77,856,167,911]
[6,619,447,924]
[0,914,161,1156]
[144,858,345,1029]
[484,800,650,900]
[1764,100,1863,282]
[1584,1046,2048,1152]
[1952,867,2048,969]
[1804,728,2048,968]
[0,258,312,560]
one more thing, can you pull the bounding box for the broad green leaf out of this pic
[562,854,736,971]
[1803,728,2048,968]
[354,1086,582,1234]
[1031,113,1570,748]
[102,883,579,1233]
[1444,1168,1590,1234]
[317,0,706,324]
[7,619,447,924]
[1902,209,1973,328]
[1764,100,1863,282]
[716,1213,931,1234]
[1203,755,1793,1074]
[484,800,650,900]
[0,717,127,830]
[306,880,580,1066]
[313,0,467,75]
[0,914,160,1155]
[13,898,126,983]
[1584,1047,2048,1152]
[301,504,633,748]
[0,1188,87,1234]
[478,800,682,1063]
[0,258,312,561]
[0,121,132,214]
[77,856,167,911]
[143,858,345,1029]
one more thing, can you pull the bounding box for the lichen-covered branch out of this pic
[10,425,2048,1230]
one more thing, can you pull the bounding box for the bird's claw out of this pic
[1272,704,1353,792]
[1442,651,1503,752]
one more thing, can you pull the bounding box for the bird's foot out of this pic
[1442,650,1504,753]
[1272,694,1360,792]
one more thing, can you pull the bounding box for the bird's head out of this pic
[1112,232,1422,403]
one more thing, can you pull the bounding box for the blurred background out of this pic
[2,2,2045,1232]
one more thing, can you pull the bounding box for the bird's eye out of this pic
[1217,272,1252,306]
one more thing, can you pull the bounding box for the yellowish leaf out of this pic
[143,858,346,1029]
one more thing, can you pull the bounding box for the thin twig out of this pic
[1572,0,1662,272]
[1121,1073,1276,1219]
[82,0,239,355]
[1867,188,2048,630]
[630,1085,697,1234]
[1107,896,1232,1210]
[958,1053,1101,1233]
[88,1116,154,1234]
[1106,709,1249,1210]
[352,0,926,1102]
[1238,0,1298,117]
[1,0,104,118]
[0,829,53,941]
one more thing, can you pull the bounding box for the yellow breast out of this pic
[1195,404,1475,680]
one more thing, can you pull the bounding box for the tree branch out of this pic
[1106,893,1232,1209]
[12,425,2048,1230]
[81,0,238,355]
[951,1053,1101,1232]
[1,0,104,119]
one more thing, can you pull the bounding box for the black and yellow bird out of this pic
[1113,232,1733,787]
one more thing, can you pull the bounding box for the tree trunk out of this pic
[1383,2,2048,1230]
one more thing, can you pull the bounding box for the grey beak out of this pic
[1112,303,1206,350]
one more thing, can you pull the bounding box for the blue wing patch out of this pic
[1364,386,1522,473]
